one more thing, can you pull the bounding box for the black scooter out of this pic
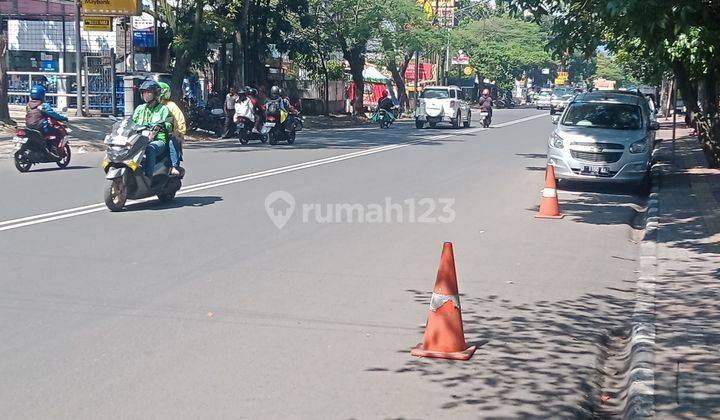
[102,118,183,211]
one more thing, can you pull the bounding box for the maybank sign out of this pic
[82,0,141,16]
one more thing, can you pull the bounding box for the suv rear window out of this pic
[422,89,450,99]
[562,103,643,130]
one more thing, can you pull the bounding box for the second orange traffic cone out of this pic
[411,242,476,361]
[535,164,565,219]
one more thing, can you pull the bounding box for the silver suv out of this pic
[547,91,659,187]
[415,86,472,129]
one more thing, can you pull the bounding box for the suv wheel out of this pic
[452,112,460,129]
[415,119,424,129]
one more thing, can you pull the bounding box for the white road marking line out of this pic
[0,114,547,232]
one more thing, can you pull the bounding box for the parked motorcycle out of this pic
[101,118,183,212]
[13,118,71,172]
[187,104,225,137]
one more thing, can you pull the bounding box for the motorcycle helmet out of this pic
[270,86,281,99]
[139,80,162,99]
[158,81,171,101]
[248,88,258,96]
[482,88,491,96]
[30,84,46,101]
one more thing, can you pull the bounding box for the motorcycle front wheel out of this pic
[104,178,127,212]
[14,150,32,172]
[56,144,71,168]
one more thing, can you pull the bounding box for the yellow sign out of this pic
[555,77,567,86]
[557,71,569,80]
[463,66,474,76]
[83,17,113,31]
[82,0,140,16]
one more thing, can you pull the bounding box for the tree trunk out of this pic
[388,56,412,114]
[0,23,12,124]
[169,0,204,102]
[344,50,365,116]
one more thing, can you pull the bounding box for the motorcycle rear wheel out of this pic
[56,144,71,168]
[287,129,296,144]
[158,191,176,203]
[14,150,32,172]
[268,132,278,145]
[104,178,127,212]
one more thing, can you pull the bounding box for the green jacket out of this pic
[132,102,173,143]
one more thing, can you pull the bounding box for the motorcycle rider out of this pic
[265,86,290,130]
[246,87,263,133]
[479,88,493,123]
[377,90,395,123]
[132,80,174,178]
[25,85,68,156]
[158,82,185,176]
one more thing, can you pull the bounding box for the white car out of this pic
[415,86,472,129]
[535,90,552,109]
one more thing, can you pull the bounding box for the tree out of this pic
[594,53,636,87]
[500,0,720,166]
[452,16,553,91]
[378,0,441,112]
[315,0,386,115]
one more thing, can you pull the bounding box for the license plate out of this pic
[582,165,609,175]
[13,136,27,144]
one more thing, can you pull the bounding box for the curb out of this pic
[623,163,661,419]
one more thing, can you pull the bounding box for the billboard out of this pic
[82,0,140,16]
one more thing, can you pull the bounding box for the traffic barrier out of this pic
[535,165,565,219]
[411,242,477,361]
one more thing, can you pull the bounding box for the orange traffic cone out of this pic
[411,242,476,361]
[535,165,565,219]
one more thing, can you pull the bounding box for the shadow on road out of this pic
[22,165,95,173]
[365,288,635,417]
[126,195,223,211]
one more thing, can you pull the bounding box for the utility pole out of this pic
[75,0,83,116]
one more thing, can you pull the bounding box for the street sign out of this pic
[557,71,569,79]
[451,52,470,65]
[82,0,140,16]
[463,66,473,76]
[542,68,550,75]
[83,16,113,31]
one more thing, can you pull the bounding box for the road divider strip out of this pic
[0,113,548,232]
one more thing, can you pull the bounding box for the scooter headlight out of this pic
[550,132,564,149]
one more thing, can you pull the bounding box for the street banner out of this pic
[82,0,140,16]
[451,51,470,65]
[83,16,113,31]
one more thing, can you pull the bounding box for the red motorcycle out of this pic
[13,117,71,172]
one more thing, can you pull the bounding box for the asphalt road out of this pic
[0,109,642,418]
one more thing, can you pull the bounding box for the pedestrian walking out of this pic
[223,87,239,138]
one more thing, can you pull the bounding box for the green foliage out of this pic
[326,60,345,80]
[453,16,553,90]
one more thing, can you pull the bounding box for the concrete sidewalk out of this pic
[652,126,720,416]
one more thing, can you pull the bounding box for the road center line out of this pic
[0,113,548,232]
